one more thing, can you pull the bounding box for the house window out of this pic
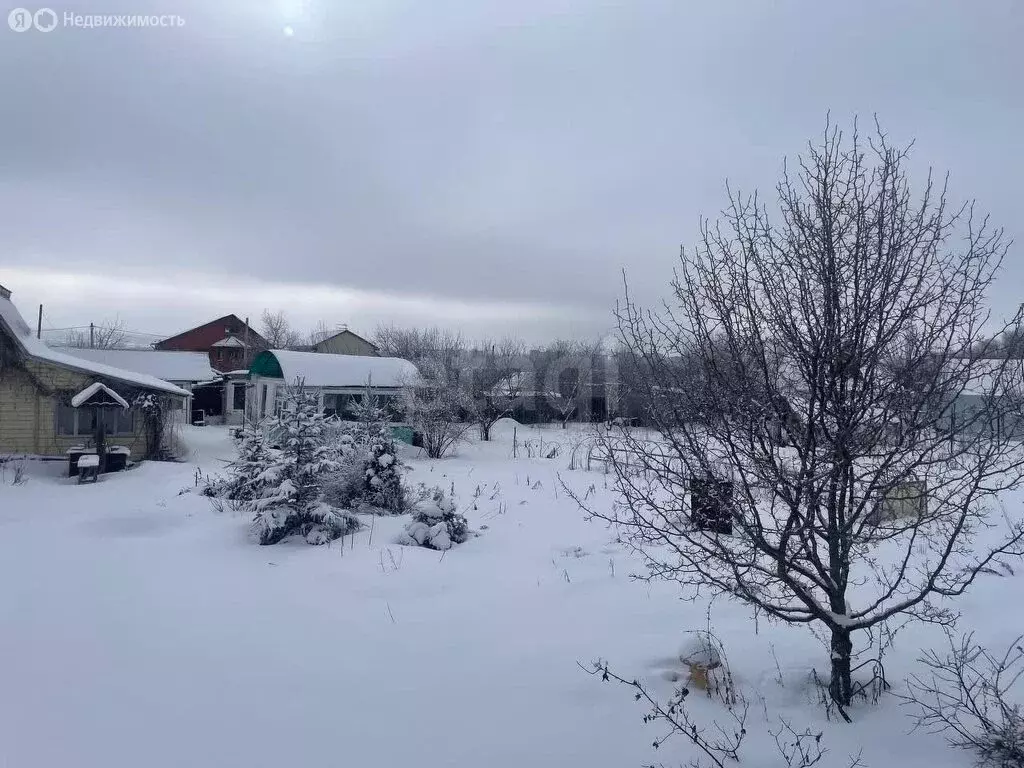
[322,393,337,418]
[56,402,77,435]
[232,383,246,411]
[102,408,135,435]
[323,393,364,420]
[56,403,135,436]
[377,394,398,418]
[260,384,268,417]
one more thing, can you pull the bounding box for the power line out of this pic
[34,322,168,338]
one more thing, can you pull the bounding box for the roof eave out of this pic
[0,318,187,398]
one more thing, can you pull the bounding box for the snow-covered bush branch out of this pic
[398,485,469,551]
[905,630,1024,767]
[582,657,865,768]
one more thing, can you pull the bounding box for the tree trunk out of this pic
[829,627,853,707]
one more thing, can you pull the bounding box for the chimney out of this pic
[0,284,10,300]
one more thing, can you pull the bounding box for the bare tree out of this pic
[590,119,1024,712]
[470,337,526,441]
[995,324,1024,359]
[534,340,606,428]
[402,357,473,459]
[260,309,303,350]
[906,629,1024,767]
[374,324,465,368]
[63,319,129,349]
[378,325,474,457]
[307,320,333,348]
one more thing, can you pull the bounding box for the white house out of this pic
[65,348,216,423]
[247,349,418,421]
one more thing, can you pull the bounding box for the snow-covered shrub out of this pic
[254,498,359,546]
[398,485,469,551]
[320,447,373,510]
[249,382,361,546]
[321,385,409,515]
[350,386,407,512]
[319,433,407,515]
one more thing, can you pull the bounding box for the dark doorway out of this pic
[192,384,224,418]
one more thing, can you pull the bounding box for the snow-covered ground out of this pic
[1,421,1019,767]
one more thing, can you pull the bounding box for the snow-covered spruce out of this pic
[203,420,272,502]
[362,436,405,513]
[398,485,469,551]
[250,382,360,546]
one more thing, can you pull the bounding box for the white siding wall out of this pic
[166,381,193,425]
[247,376,284,421]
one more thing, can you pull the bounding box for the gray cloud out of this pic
[1,0,1021,343]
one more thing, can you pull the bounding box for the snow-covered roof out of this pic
[211,336,248,348]
[64,348,215,383]
[251,350,419,388]
[71,382,130,409]
[0,294,188,398]
[311,327,379,350]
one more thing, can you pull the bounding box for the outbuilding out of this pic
[0,286,188,459]
[247,349,418,421]
[64,347,215,424]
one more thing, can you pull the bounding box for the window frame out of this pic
[232,382,247,410]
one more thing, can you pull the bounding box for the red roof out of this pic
[155,315,268,373]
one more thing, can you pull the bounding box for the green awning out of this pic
[249,350,284,378]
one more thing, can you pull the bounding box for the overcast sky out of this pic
[1,0,1021,345]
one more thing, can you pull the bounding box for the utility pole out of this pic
[243,316,250,368]
[36,305,43,339]
[90,322,95,349]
